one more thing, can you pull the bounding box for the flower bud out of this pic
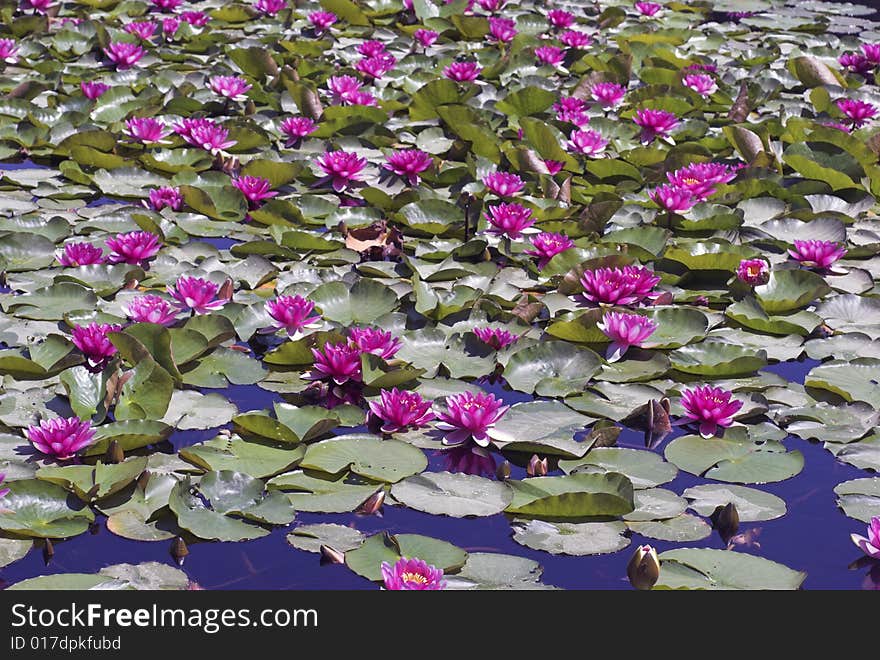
[170,536,189,565]
[527,454,548,477]
[319,544,345,565]
[627,544,660,591]
[496,460,511,481]
[356,488,385,515]
[711,502,740,542]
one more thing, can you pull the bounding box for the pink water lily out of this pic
[544,159,564,175]
[125,117,171,144]
[210,76,252,101]
[180,11,210,27]
[0,39,19,64]
[634,108,678,143]
[650,184,696,213]
[349,327,401,360]
[26,417,96,461]
[839,53,872,74]
[483,172,524,196]
[162,17,180,35]
[106,231,162,266]
[150,0,181,11]
[591,82,626,108]
[683,73,717,96]
[736,259,769,286]
[862,43,880,64]
[368,388,436,434]
[280,116,317,145]
[536,46,565,67]
[444,61,482,82]
[317,150,367,192]
[555,96,589,126]
[436,391,509,447]
[123,294,179,326]
[57,242,105,267]
[414,29,438,48]
[124,21,157,40]
[265,295,321,337]
[358,40,386,57]
[488,17,517,43]
[307,342,362,385]
[71,322,122,371]
[597,311,658,361]
[837,99,877,127]
[103,42,145,69]
[232,176,277,206]
[473,327,519,350]
[788,239,847,269]
[525,231,575,269]
[384,149,433,186]
[476,0,505,11]
[188,121,237,154]
[147,186,183,211]
[167,276,229,314]
[381,557,446,590]
[327,75,362,103]
[567,129,608,156]
[852,517,880,559]
[81,81,109,99]
[680,385,743,438]
[254,0,286,15]
[560,30,591,48]
[635,1,662,16]
[356,53,396,79]
[483,202,535,239]
[580,265,661,306]
[547,9,575,28]
[666,162,738,200]
[308,10,337,33]
[21,0,52,14]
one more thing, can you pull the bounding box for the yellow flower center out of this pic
[682,177,700,185]
[401,572,428,585]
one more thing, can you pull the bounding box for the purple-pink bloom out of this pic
[483,203,534,239]
[680,385,743,438]
[443,61,482,82]
[106,231,162,266]
[26,417,96,461]
[209,76,252,101]
[788,240,847,269]
[124,21,158,40]
[649,184,696,213]
[265,295,321,337]
[147,186,183,211]
[162,17,180,35]
[852,517,880,560]
[591,82,626,109]
[0,39,19,64]
[544,159,564,175]
[822,121,852,133]
[167,276,229,314]
[837,99,878,127]
[180,11,210,26]
[483,172,524,196]
[547,9,575,28]
[254,0,286,15]
[381,557,446,590]
[683,73,717,96]
[71,322,122,371]
[862,44,880,64]
[316,150,367,192]
[635,1,662,16]
[355,53,396,79]
[560,30,591,48]
[368,388,436,434]
[150,0,181,11]
[123,294,179,326]
[358,40,386,57]
[473,327,519,350]
[103,42,145,69]
[232,176,277,206]
[280,116,317,145]
[535,45,565,67]
[21,0,52,14]
[488,17,517,43]
[666,162,737,200]
[57,242,105,267]
[349,327,401,360]
[736,259,769,286]
[555,96,589,125]
[307,342,362,385]
[597,311,658,361]
[413,29,438,48]
[633,108,678,143]
[436,391,509,447]
[525,231,575,269]
[327,75,362,104]
[81,81,110,99]
[125,117,171,144]
[567,129,608,156]
[383,149,433,186]
[580,265,661,306]
[476,0,505,11]
[308,10,337,33]
[839,53,872,74]
[179,119,237,154]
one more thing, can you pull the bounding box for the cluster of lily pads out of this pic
[0,0,879,590]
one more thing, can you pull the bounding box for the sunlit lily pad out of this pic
[511,519,630,556]
[683,484,787,522]
[391,472,513,518]
[656,548,806,590]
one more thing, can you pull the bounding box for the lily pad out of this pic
[390,472,513,518]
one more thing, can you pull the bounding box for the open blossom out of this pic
[358,40,386,57]
[125,117,170,144]
[839,53,872,74]
[167,276,229,314]
[106,231,162,266]
[71,322,122,371]
[147,186,183,211]
[210,76,252,101]
[680,385,743,438]
[356,53,396,79]
[666,162,737,200]
[162,17,180,35]
[483,203,534,239]
[544,159,564,175]
[535,46,565,67]
[650,184,696,213]
[369,389,435,434]
[254,0,286,15]
[185,120,237,154]
[580,265,661,306]
[567,129,608,156]
[381,557,446,590]
[350,327,401,360]
[180,11,210,26]
[635,1,662,16]
[103,42,145,69]
[736,259,769,286]
[280,116,317,145]
[525,231,575,269]
[0,39,19,64]
[788,240,847,269]
[488,17,517,43]
[476,0,505,11]
[473,327,519,350]
[57,242,105,267]
[862,43,880,64]
[837,99,878,127]
[683,73,717,96]
[308,10,337,32]
[555,96,589,125]
[265,295,321,337]
[81,81,109,99]
[123,294,179,325]
[414,29,438,48]
[597,311,658,361]
[307,342,362,384]
[634,108,678,143]
[444,61,482,82]
[852,517,880,560]
[326,75,362,103]
[317,150,367,192]
[26,418,96,461]
[21,0,52,14]
[384,150,433,186]
[436,391,509,447]
[560,30,591,48]
[150,0,181,10]
[124,21,157,41]
[232,176,277,206]
[547,9,575,28]
[483,172,524,196]
[591,82,626,108]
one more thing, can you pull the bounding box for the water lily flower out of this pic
[71,322,122,371]
[57,242,105,267]
[180,11,210,27]
[590,82,626,108]
[124,21,158,40]
[487,17,517,43]
[862,43,880,64]
[187,121,237,154]
[525,231,575,269]
[349,327,402,360]
[326,75,363,104]
[209,76,252,101]
[666,162,737,200]
[162,17,180,35]
[125,117,171,144]
[837,99,878,127]
[788,239,847,269]
[680,385,743,438]
[822,121,852,133]
[384,149,433,186]
[316,150,368,192]
[254,0,286,15]
[123,294,179,326]
[535,45,565,67]
[106,231,162,266]
[443,61,482,82]
[265,295,321,337]
[627,545,660,591]
[358,40,386,57]
[280,116,317,145]
[167,276,229,314]
[413,29,438,48]
[381,557,446,590]
[476,0,505,11]
[81,81,109,99]
[633,108,678,143]
[683,73,717,96]
[26,417,96,461]
[544,159,564,175]
[20,0,52,14]
[560,30,591,48]
[356,53,396,79]
[635,1,662,16]
[232,175,277,206]
[0,473,8,499]
[649,184,696,213]
[368,389,436,434]
[436,391,509,447]
[103,42,145,69]
[547,8,575,28]
[580,265,661,306]
[483,202,535,239]
[307,342,362,384]
[442,445,496,477]
[597,311,658,361]
[483,171,524,196]
[839,53,872,74]
[0,39,19,64]
[308,10,337,33]
[349,90,380,106]
[852,517,880,559]
[150,0,182,11]
[473,327,519,349]
[567,129,608,156]
[736,258,769,286]
[554,96,589,125]
[147,186,183,211]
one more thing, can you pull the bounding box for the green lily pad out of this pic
[656,548,806,590]
[511,519,630,556]
[300,435,428,483]
[345,532,468,582]
[0,479,95,539]
[505,472,635,519]
[287,523,366,554]
[559,448,678,489]
[390,472,513,518]
[834,478,880,523]
[683,484,787,522]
